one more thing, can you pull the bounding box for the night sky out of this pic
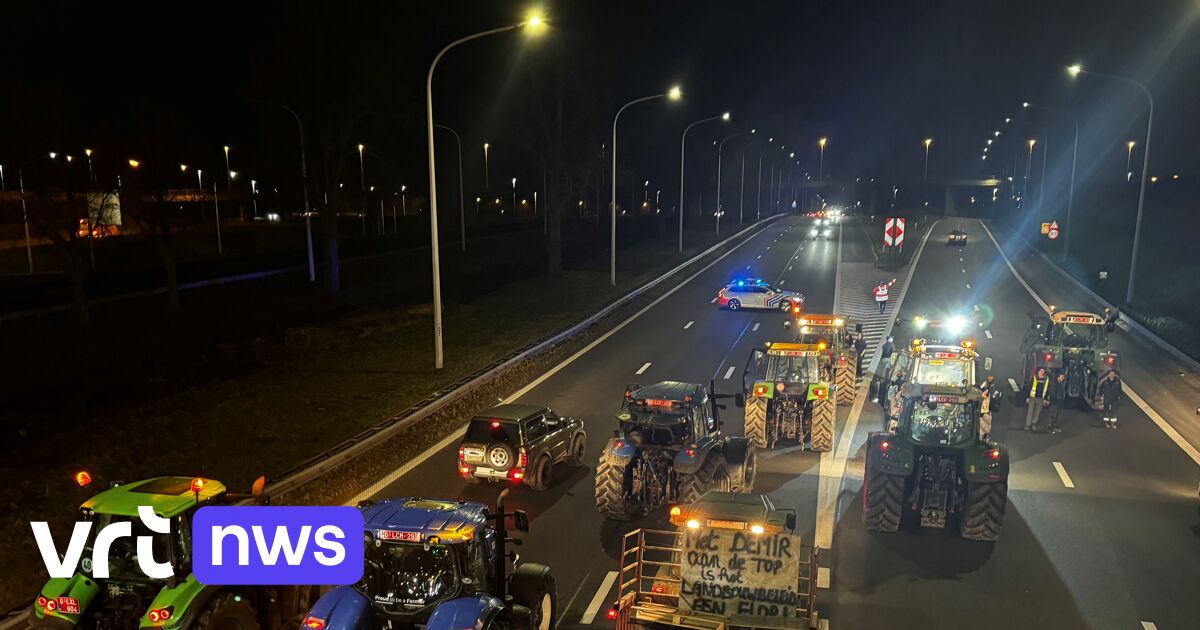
[2,0,1196,209]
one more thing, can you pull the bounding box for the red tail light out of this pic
[986,449,1001,461]
[459,465,471,475]
[753,385,768,396]
[491,420,501,428]
[304,617,327,630]
[685,448,696,456]
[607,605,619,620]
[880,440,891,452]
[510,469,524,481]
[519,450,528,468]
[1105,355,1115,365]
[615,440,625,448]
[458,447,465,458]
[36,597,48,608]
[148,607,173,623]
[1043,353,1053,362]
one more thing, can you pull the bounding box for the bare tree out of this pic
[27,186,91,325]
[122,178,184,312]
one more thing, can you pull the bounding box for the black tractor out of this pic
[593,381,757,520]
[1020,306,1119,409]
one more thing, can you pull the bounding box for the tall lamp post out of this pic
[1024,139,1036,202]
[716,130,749,235]
[681,111,724,252]
[483,142,490,190]
[17,151,60,273]
[1125,140,1135,182]
[251,99,315,281]
[435,124,467,251]
[923,138,933,181]
[1068,63,1153,304]
[424,14,545,369]
[1024,101,1078,261]
[817,137,827,180]
[610,85,683,285]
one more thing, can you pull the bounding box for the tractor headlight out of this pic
[946,316,967,335]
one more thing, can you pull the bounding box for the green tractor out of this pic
[784,313,858,405]
[1020,306,1119,409]
[32,475,317,630]
[862,383,1009,542]
[742,342,837,451]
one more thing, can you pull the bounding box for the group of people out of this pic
[1024,367,1124,432]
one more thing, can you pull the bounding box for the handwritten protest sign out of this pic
[679,527,803,628]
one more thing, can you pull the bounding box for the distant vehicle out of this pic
[1019,306,1119,408]
[863,383,1009,541]
[741,341,837,451]
[306,491,556,630]
[947,229,968,245]
[717,277,804,312]
[809,219,833,239]
[32,475,316,630]
[458,404,587,491]
[594,381,756,520]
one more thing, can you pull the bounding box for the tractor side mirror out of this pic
[512,510,530,533]
[785,512,797,532]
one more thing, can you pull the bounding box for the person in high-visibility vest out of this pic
[874,278,896,314]
[1099,370,1123,429]
[1025,368,1052,431]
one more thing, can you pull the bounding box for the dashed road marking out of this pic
[723,366,737,380]
[684,320,694,330]
[1052,461,1076,489]
[960,257,964,262]
[1007,378,1020,392]
[580,571,619,624]
[767,246,771,250]
[984,330,992,339]
[788,265,793,270]
[711,297,718,303]
[966,283,971,289]
[746,265,751,270]
[961,268,966,273]
[752,323,760,332]
[974,304,980,311]
[1141,622,1159,630]
[635,362,652,375]
[757,254,762,259]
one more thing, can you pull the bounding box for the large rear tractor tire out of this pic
[835,355,857,405]
[809,397,835,452]
[510,570,558,630]
[678,453,730,505]
[862,465,903,533]
[594,452,641,521]
[724,442,758,493]
[744,397,771,449]
[191,592,260,630]
[960,480,1008,542]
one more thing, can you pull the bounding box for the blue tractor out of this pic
[594,381,757,520]
[302,489,556,630]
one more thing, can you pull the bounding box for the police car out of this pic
[717,278,804,312]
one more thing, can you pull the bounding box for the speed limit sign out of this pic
[1048,227,1060,240]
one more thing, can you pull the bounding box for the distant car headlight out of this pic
[810,228,818,236]
[823,228,831,236]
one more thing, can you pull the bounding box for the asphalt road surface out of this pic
[359,215,1200,629]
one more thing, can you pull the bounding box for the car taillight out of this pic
[986,449,1001,461]
[458,447,464,458]
[607,605,619,620]
[459,465,471,474]
[148,608,173,623]
[509,469,524,481]
[614,440,624,448]
[519,450,528,468]
[685,448,696,456]
[303,617,326,630]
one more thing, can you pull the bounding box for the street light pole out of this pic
[1025,102,1079,261]
[426,18,541,369]
[818,137,827,180]
[1069,64,1154,303]
[716,130,748,235]
[756,153,764,220]
[483,142,490,190]
[357,143,367,236]
[435,125,467,251]
[611,87,682,285]
[251,100,314,281]
[923,138,933,181]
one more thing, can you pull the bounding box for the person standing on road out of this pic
[873,279,896,314]
[881,335,895,367]
[979,386,993,441]
[1099,370,1123,429]
[1046,373,1067,434]
[1025,368,1051,431]
[979,375,1001,420]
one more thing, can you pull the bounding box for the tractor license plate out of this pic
[463,448,484,463]
[56,598,80,614]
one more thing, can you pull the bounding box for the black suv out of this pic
[457,404,587,491]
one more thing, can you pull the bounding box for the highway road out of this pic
[353,215,1199,629]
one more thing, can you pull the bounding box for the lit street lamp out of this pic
[1126,140,1136,181]
[511,177,517,215]
[717,130,750,235]
[1025,139,1036,199]
[424,13,545,369]
[923,138,933,181]
[679,114,727,252]
[610,85,683,285]
[483,142,490,190]
[817,137,827,180]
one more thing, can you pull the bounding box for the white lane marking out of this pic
[966,283,971,289]
[1126,386,1200,466]
[346,219,782,505]
[752,323,760,332]
[766,246,771,250]
[635,362,652,375]
[757,254,762,259]
[817,566,831,589]
[779,280,785,285]
[984,330,993,339]
[1141,622,1159,630]
[974,304,980,311]
[980,220,1200,466]
[711,297,718,303]
[746,265,751,270]
[960,257,964,262]
[788,265,793,270]
[684,320,694,330]
[723,366,737,380]
[1007,378,1020,392]
[580,571,619,624]
[817,219,936,550]
[562,570,592,619]
[1052,461,1076,489]
[961,268,966,273]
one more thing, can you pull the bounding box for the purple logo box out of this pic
[193,506,363,585]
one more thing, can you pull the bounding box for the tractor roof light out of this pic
[75,471,93,487]
[686,519,700,529]
[190,478,205,494]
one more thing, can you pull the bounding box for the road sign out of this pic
[1048,227,1059,240]
[1040,222,1050,235]
[1050,220,1059,230]
[884,217,906,247]
[1099,270,1108,280]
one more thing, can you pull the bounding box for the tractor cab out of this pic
[785,313,848,354]
[744,342,831,400]
[894,383,983,448]
[618,381,718,447]
[668,491,797,534]
[905,338,978,388]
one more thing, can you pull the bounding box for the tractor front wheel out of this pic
[836,355,858,404]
